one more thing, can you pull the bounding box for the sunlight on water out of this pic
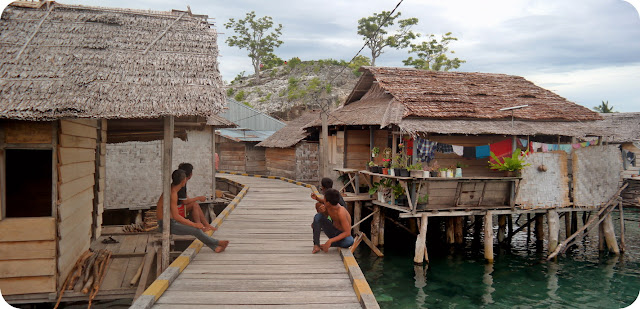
[355,209,640,309]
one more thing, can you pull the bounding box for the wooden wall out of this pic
[217,136,246,173]
[265,147,296,179]
[345,129,370,171]
[245,143,266,174]
[0,121,57,295]
[57,119,98,289]
[94,121,106,237]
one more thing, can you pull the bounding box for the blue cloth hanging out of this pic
[476,145,490,159]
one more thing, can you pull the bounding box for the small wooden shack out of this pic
[0,1,225,301]
[257,111,321,183]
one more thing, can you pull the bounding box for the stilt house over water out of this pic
[304,67,621,263]
[0,1,225,300]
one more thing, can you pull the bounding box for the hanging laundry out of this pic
[476,145,490,159]
[416,138,436,163]
[435,142,453,154]
[542,144,549,152]
[531,142,541,152]
[405,138,414,156]
[559,144,572,153]
[490,139,513,160]
[580,142,588,147]
[572,143,582,149]
[519,138,529,148]
[452,145,464,156]
[463,146,476,159]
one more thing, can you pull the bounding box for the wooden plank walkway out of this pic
[152,175,363,308]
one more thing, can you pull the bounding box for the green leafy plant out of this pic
[407,162,423,171]
[455,162,468,168]
[369,178,393,195]
[372,146,380,157]
[391,183,405,198]
[488,149,530,172]
[368,161,377,167]
[382,147,392,168]
[418,194,429,204]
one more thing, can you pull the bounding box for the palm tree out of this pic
[593,100,616,113]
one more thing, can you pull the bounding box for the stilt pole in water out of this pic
[371,205,380,246]
[602,212,620,254]
[565,211,571,238]
[535,214,544,244]
[353,201,362,234]
[414,214,429,264]
[547,209,559,253]
[484,211,494,263]
[455,217,464,245]
[498,215,506,243]
[446,217,455,244]
[379,209,385,246]
[619,201,626,252]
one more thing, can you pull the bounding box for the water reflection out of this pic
[482,263,495,305]
[414,265,427,308]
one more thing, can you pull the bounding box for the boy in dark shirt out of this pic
[177,163,216,232]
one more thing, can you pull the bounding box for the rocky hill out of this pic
[226,60,361,121]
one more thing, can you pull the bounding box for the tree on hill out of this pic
[402,32,465,71]
[357,11,419,66]
[593,100,616,113]
[225,11,283,82]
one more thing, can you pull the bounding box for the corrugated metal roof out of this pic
[220,99,286,131]
[217,128,276,142]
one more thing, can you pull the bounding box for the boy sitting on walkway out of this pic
[312,188,354,253]
[157,169,228,253]
[177,162,216,232]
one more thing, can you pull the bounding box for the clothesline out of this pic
[415,137,599,163]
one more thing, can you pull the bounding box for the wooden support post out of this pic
[353,201,362,234]
[526,213,531,244]
[379,209,385,246]
[498,215,506,243]
[599,213,605,252]
[320,111,329,178]
[454,217,464,245]
[473,215,483,246]
[446,217,455,245]
[602,213,620,254]
[507,214,513,242]
[371,205,380,246]
[535,214,545,244]
[211,126,216,205]
[619,202,626,252]
[414,214,428,264]
[565,211,571,238]
[547,209,560,253]
[161,116,174,271]
[571,212,578,234]
[484,212,494,263]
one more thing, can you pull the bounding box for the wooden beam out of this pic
[0,123,5,220]
[414,214,428,264]
[162,116,174,270]
[484,211,494,263]
[134,248,157,300]
[143,11,187,54]
[547,209,559,252]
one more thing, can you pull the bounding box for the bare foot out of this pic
[320,243,330,253]
[203,225,217,232]
[214,240,229,253]
[312,245,321,254]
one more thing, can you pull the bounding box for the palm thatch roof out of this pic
[307,66,602,137]
[347,67,601,121]
[595,112,640,143]
[0,2,225,120]
[257,110,320,148]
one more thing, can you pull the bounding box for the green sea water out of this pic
[355,209,640,309]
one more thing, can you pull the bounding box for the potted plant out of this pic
[369,178,393,203]
[408,162,424,178]
[417,194,429,209]
[455,162,468,178]
[488,149,530,177]
[393,143,410,177]
[439,167,448,178]
[391,183,407,206]
[369,147,381,173]
[368,161,381,174]
[429,161,440,177]
[381,147,392,175]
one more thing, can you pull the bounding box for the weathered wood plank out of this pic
[58,187,93,223]
[154,304,362,309]
[156,291,357,305]
[0,217,55,242]
[58,174,94,202]
[60,120,97,139]
[59,134,97,149]
[4,121,52,144]
[0,276,55,295]
[58,147,95,165]
[0,259,56,278]
[0,240,56,260]
[58,161,95,184]
[167,279,352,291]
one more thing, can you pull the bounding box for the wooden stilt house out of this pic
[0,2,225,301]
[257,111,321,182]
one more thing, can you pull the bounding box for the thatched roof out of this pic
[346,67,601,122]
[257,110,320,148]
[0,2,225,120]
[398,118,606,137]
[594,113,640,143]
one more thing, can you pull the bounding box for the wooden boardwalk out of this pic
[152,175,363,308]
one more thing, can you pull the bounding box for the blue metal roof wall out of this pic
[220,98,286,131]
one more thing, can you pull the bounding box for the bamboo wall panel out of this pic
[516,152,570,208]
[4,121,52,144]
[295,142,319,183]
[573,145,623,207]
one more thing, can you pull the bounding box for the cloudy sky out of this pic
[4,0,639,112]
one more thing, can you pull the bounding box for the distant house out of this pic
[595,112,640,175]
[215,99,286,174]
[257,111,321,183]
[0,2,225,299]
